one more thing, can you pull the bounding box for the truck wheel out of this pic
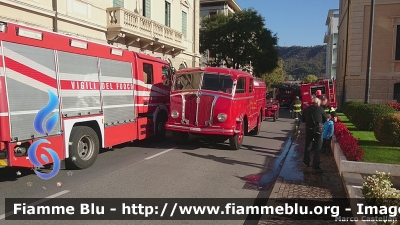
[66,126,99,170]
[243,119,249,135]
[229,123,243,150]
[172,131,189,145]
[154,113,167,141]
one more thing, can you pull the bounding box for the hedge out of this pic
[343,101,395,131]
[374,113,400,147]
[334,118,364,161]
[342,101,364,122]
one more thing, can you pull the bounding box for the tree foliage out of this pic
[200,9,279,77]
[277,45,326,80]
[261,59,285,90]
[303,74,318,83]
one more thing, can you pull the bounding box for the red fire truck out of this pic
[300,79,337,109]
[0,22,172,170]
[165,67,267,150]
[272,84,301,107]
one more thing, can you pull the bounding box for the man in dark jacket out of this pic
[301,97,327,172]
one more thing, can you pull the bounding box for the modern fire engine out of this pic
[272,84,301,107]
[0,22,172,170]
[165,67,267,150]
[300,79,337,109]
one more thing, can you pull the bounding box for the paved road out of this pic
[0,110,294,225]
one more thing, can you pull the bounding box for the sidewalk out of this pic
[258,123,355,225]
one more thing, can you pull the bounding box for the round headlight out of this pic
[217,113,227,122]
[171,110,179,119]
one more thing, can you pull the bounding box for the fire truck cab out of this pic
[0,22,172,170]
[300,79,337,109]
[165,67,267,150]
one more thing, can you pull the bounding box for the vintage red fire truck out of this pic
[0,22,172,170]
[165,67,267,150]
[300,79,337,109]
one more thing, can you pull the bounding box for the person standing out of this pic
[322,113,335,155]
[320,96,335,114]
[291,96,302,119]
[301,97,327,172]
[315,90,322,99]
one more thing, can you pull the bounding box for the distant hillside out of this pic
[277,45,326,80]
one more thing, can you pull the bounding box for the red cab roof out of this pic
[176,67,254,77]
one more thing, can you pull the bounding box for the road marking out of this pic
[106,148,176,176]
[0,190,70,220]
[145,148,175,160]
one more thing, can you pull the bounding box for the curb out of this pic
[332,136,400,176]
[341,172,373,225]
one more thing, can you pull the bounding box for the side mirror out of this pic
[163,80,171,86]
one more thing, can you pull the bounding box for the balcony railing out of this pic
[107,7,184,47]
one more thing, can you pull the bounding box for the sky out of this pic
[234,0,339,47]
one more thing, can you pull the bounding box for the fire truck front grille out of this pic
[184,94,197,125]
[198,95,214,126]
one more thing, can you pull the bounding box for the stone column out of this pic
[192,0,200,67]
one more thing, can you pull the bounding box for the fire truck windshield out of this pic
[173,72,233,94]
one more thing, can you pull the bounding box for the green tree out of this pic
[200,9,279,77]
[303,74,318,83]
[261,59,285,90]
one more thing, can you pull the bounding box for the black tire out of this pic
[250,112,261,136]
[243,118,249,135]
[154,113,167,141]
[172,131,189,145]
[273,112,277,122]
[229,122,244,150]
[66,126,99,170]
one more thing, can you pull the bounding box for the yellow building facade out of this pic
[337,0,400,107]
[0,0,200,69]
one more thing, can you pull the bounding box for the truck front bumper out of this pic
[166,123,235,136]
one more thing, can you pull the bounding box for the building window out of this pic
[143,0,151,18]
[182,11,187,38]
[143,63,153,84]
[395,25,400,60]
[113,0,123,7]
[209,11,217,17]
[394,83,400,100]
[236,78,246,94]
[165,1,171,27]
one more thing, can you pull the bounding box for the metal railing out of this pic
[107,7,183,46]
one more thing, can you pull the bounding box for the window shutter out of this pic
[144,0,151,18]
[165,2,171,27]
[182,11,187,38]
[113,0,123,7]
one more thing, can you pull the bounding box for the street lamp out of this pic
[365,0,375,104]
